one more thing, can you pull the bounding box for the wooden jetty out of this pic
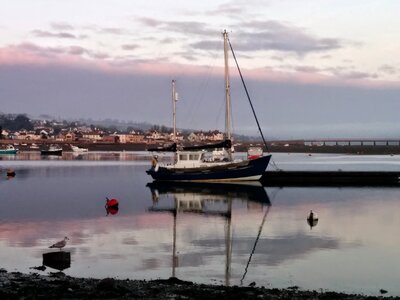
[261,171,400,186]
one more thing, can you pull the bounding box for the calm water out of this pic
[1,152,400,296]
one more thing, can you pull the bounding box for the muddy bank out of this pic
[0,269,396,299]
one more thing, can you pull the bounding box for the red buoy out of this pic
[106,198,119,208]
[105,197,119,216]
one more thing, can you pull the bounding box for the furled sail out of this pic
[147,143,177,152]
[182,139,232,151]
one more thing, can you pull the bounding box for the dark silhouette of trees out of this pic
[0,114,34,131]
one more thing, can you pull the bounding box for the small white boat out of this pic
[70,145,88,153]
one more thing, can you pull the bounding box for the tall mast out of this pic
[172,79,177,142]
[223,30,232,140]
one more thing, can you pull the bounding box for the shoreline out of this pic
[0,269,396,299]
[3,139,400,154]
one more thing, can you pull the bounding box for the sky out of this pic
[1,0,400,139]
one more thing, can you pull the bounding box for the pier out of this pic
[261,170,400,186]
[303,139,400,147]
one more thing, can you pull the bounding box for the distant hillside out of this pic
[1,112,263,140]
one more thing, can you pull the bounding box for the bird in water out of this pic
[49,237,69,250]
[308,210,318,221]
[307,210,319,229]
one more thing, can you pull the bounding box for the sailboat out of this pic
[146,31,271,182]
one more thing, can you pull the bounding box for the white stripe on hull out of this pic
[177,174,262,182]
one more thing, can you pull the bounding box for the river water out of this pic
[0,152,400,296]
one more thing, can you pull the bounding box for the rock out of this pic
[97,278,116,290]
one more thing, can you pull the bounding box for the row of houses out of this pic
[1,129,226,144]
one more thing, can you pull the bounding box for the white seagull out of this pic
[49,237,69,250]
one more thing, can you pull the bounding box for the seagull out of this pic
[49,237,69,250]
[308,210,318,221]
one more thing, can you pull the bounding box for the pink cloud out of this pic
[1,42,399,89]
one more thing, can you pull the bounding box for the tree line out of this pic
[0,114,34,139]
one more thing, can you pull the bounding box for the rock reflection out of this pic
[42,251,71,272]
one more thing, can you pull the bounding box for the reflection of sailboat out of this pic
[147,182,271,285]
[147,181,270,206]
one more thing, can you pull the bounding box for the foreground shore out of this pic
[0,269,397,299]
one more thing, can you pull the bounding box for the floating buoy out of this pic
[105,197,119,215]
[6,169,15,177]
[106,197,119,208]
[307,210,319,229]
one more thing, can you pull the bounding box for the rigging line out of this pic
[185,49,219,131]
[227,38,280,171]
[240,205,271,285]
[227,39,269,153]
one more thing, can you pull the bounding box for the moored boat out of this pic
[70,145,88,152]
[0,144,18,155]
[147,141,271,181]
[146,31,271,182]
[41,144,63,155]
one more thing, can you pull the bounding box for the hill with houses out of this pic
[0,113,259,146]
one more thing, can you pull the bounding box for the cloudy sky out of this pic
[1,0,400,139]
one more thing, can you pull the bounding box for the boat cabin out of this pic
[174,151,204,168]
[172,148,232,168]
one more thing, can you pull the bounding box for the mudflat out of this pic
[0,269,396,299]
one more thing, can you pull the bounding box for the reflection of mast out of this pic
[225,199,232,286]
[240,205,271,285]
[172,207,177,277]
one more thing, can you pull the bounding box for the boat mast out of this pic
[172,79,177,142]
[223,30,232,141]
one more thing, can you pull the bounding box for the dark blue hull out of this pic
[147,181,270,205]
[40,150,62,156]
[146,155,271,182]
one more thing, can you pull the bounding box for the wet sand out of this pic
[0,269,396,299]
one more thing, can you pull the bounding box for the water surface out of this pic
[1,152,400,296]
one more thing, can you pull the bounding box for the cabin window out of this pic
[179,154,188,161]
[189,154,199,161]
